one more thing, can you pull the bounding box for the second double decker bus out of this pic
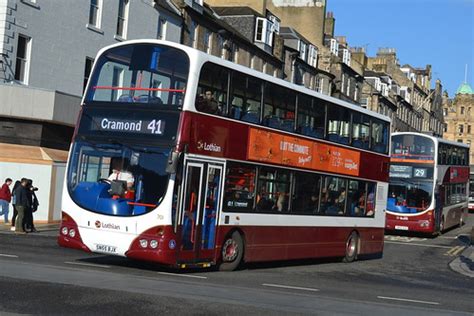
[58,40,390,270]
[387,132,469,234]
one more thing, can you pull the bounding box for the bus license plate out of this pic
[395,225,409,231]
[96,244,117,253]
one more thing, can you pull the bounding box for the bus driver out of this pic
[108,158,135,190]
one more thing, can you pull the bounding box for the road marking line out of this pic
[158,272,207,279]
[446,246,462,255]
[262,283,320,292]
[453,246,466,256]
[0,253,19,258]
[384,241,451,249]
[64,261,111,269]
[377,296,440,305]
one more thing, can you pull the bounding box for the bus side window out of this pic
[327,105,350,145]
[196,62,229,115]
[263,83,295,132]
[371,119,388,154]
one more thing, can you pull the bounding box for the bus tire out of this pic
[343,231,359,263]
[219,231,244,271]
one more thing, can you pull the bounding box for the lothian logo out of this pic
[197,140,222,153]
[95,220,120,230]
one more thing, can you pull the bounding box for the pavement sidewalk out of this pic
[449,245,474,278]
[0,222,60,237]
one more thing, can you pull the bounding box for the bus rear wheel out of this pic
[343,231,359,263]
[219,231,244,271]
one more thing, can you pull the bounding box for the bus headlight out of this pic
[150,240,158,249]
[68,229,76,238]
[61,227,69,235]
[139,239,148,248]
[420,220,429,227]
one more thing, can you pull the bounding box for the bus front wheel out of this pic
[219,231,244,271]
[343,231,359,263]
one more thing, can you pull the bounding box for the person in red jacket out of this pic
[0,178,13,224]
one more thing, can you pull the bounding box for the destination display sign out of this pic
[390,165,433,179]
[389,165,412,178]
[78,107,179,141]
[92,117,165,135]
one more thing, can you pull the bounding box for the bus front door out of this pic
[178,161,223,265]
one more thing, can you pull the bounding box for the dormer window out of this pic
[299,40,307,61]
[268,15,280,34]
[308,45,318,67]
[330,38,338,55]
[342,48,351,66]
[255,17,273,46]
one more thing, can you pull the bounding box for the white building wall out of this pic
[2,0,182,97]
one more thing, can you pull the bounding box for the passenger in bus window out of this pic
[335,187,346,214]
[366,189,375,216]
[196,90,219,114]
[319,188,330,213]
[274,190,287,212]
[256,188,273,212]
[308,194,319,213]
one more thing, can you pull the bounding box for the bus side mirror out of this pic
[166,151,180,174]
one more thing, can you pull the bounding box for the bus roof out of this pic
[392,132,470,149]
[90,39,391,123]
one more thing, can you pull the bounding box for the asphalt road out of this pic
[0,216,473,315]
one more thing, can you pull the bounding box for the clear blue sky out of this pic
[327,0,474,97]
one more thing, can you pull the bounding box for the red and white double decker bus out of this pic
[387,132,469,234]
[58,40,390,270]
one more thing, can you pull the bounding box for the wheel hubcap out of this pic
[222,239,238,262]
[347,237,356,257]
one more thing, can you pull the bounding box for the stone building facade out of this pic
[443,82,474,164]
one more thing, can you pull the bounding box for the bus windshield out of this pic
[67,138,170,216]
[387,180,433,213]
[391,134,434,161]
[85,44,189,106]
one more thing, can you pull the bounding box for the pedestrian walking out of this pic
[24,179,38,233]
[10,180,21,231]
[14,178,30,234]
[0,178,13,224]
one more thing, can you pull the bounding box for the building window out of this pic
[116,0,129,38]
[89,0,102,28]
[308,45,318,67]
[14,34,31,84]
[329,38,338,55]
[189,20,197,48]
[203,29,211,54]
[342,48,351,66]
[346,77,351,96]
[157,18,167,40]
[468,125,471,133]
[460,107,465,114]
[255,17,273,46]
[299,41,307,61]
[341,73,345,94]
[458,124,464,134]
[83,57,94,92]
